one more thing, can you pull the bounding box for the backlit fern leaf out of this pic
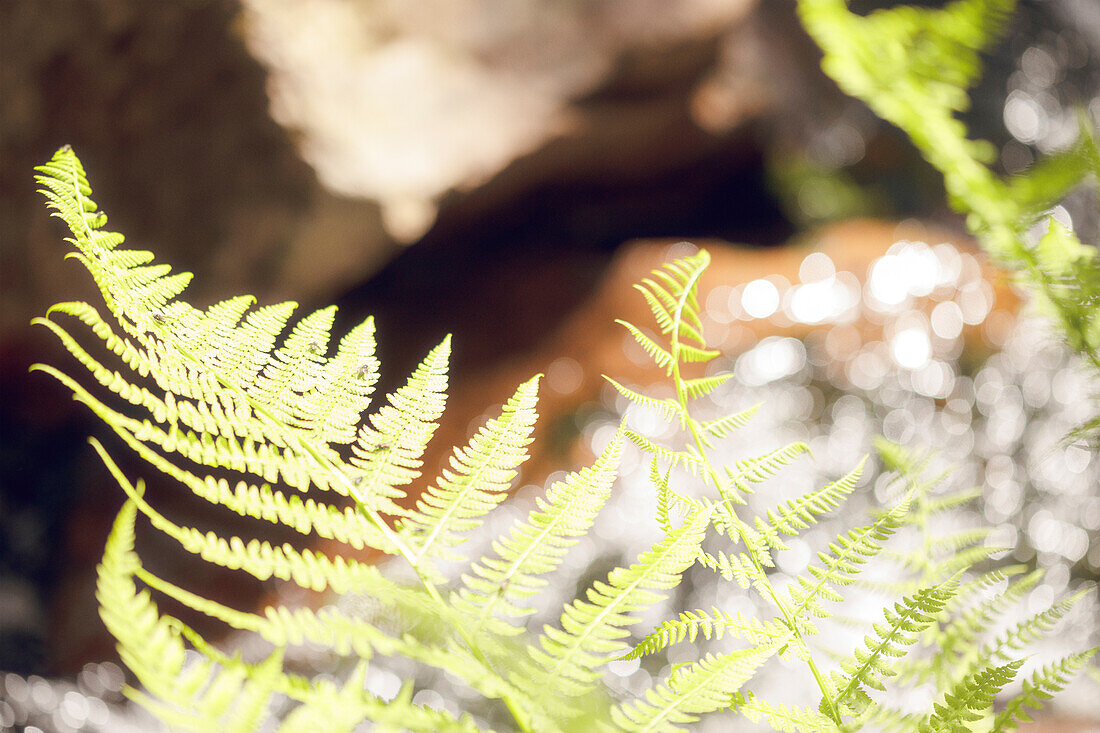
[991,650,1098,732]
[610,648,771,732]
[787,498,910,619]
[454,435,624,635]
[622,608,788,660]
[616,319,675,373]
[622,428,704,475]
[699,402,761,440]
[605,377,685,425]
[399,376,540,566]
[721,441,812,505]
[681,373,733,401]
[736,692,834,733]
[530,508,712,695]
[92,444,395,594]
[826,578,959,716]
[917,659,1023,733]
[753,458,866,552]
[97,499,286,732]
[348,337,451,509]
[953,589,1091,685]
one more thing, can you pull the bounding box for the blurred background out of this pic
[1,0,1098,730]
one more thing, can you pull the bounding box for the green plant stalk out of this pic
[665,265,844,726]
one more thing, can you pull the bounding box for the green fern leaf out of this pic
[681,373,733,401]
[399,376,540,565]
[604,377,685,425]
[827,578,959,716]
[992,649,1099,731]
[454,435,624,635]
[699,402,761,440]
[622,428,705,475]
[753,458,867,552]
[610,648,771,732]
[623,607,788,660]
[530,508,712,695]
[616,319,675,372]
[918,658,1023,732]
[736,691,834,733]
[787,498,911,619]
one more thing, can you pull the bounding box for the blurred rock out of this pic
[241,0,758,241]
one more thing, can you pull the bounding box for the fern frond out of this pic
[754,458,866,552]
[604,377,685,425]
[454,435,624,635]
[623,607,788,660]
[736,691,834,733]
[400,376,540,566]
[610,648,771,732]
[932,570,1040,665]
[696,548,765,589]
[133,564,537,722]
[921,487,984,516]
[956,587,1091,683]
[992,649,1099,732]
[650,458,711,535]
[917,659,1023,733]
[700,403,761,440]
[622,428,704,475]
[91,440,398,595]
[530,508,712,695]
[349,336,451,507]
[616,319,675,372]
[787,498,910,619]
[722,441,812,503]
[681,373,733,401]
[676,343,721,364]
[96,499,286,732]
[827,578,959,716]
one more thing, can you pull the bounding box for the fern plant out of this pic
[796,0,1100,441]
[34,146,1095,731]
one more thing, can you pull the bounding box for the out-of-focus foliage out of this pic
[798,0,1100,441]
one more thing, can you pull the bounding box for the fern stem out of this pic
[664,267,844,725]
